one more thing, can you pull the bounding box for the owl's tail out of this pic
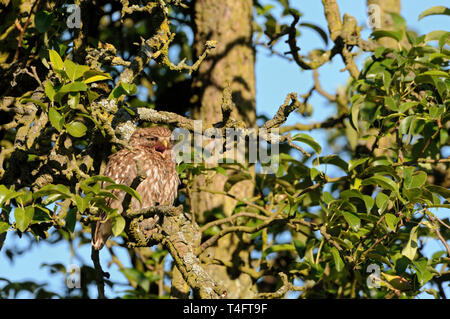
[92,217,112,250]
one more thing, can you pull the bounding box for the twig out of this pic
[24,66,42,86]
[285,133,311,158]
[391,157,450,167]
[279,114,346,133]
[91,246,110,299]
[313,69,336,101]
[256,272,304,298]
[13,0,41,62]
[196,206,285,255]
[429,215,450,257]
[200,211,268,233]
[199,255,263,280]
[194,187,271,216]
[262,93,302,130]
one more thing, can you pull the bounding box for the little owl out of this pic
[92,126,179,250]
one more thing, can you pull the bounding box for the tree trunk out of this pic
[190,0,256,298]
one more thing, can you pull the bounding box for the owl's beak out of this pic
[163,140,168,148]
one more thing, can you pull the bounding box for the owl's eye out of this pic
[147,136,158,142]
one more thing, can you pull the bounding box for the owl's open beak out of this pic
[155,140,168,155]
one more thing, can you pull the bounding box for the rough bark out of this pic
[190,0,256,298]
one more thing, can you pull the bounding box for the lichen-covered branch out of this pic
[125,205,224,299]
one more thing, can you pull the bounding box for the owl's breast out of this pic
[133,153,178,208]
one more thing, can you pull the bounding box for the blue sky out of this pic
[0,0,449,299]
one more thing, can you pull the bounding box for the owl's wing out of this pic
[103,149,139,212]
[92,149,138,250]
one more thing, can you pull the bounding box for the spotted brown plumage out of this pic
[92,127,179,250]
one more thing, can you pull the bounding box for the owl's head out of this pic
[129,127,174,157]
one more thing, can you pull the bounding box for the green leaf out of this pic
[35,11,54,33]
[58,81,88,94]
[66,121,87,138]
[399,115,414,135]
[362,175,399,194]
[111,215,126,237]
[399,101,418,114]
[292,133,321,154]
[348,158,369,172]
[48,107,64,132]
[418,70,449,78]
[330,247,344,272]
[293,239,306,259]
[48,49,64,71]
[108,86,127,100]
[418,6,450,20]
[74,194,89,213]
[14,206,34,232]
[385,213,398,231]
[323,191,334,205]
[439,32,450,50]
[388,12,406,30]
[120,82,137,95]
[385,96,397,111]
[0,186,23,207]
[404,170,427,189]
[424,30,450,44]
[429,105,445,119]
[108,82,138,99]
[0,185,12,206]
[383,71,392,93]
[32,184,71,200]
[0,221,10,234]
[405,188,422,203]
[105,184,142,204]
[350,95,364,132]
[426,185,450,200]
[341,189,374,214]
[342,211,361,231]
[317,155,348,172]
[32,206,51,223]
[402,225,419,261]
[65,208,77,233]
[370,30,403,42]
[16,191,32,206]
[310,167,321,180]
[64,59,90,82]
[87,90,100,104]
[81,175,115,192]
[413,259,434,286]
[82,70,112,84]
[395,256,410,274]
[262,244,295,259]
[44,81,56,102]
[376,192,389,215]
